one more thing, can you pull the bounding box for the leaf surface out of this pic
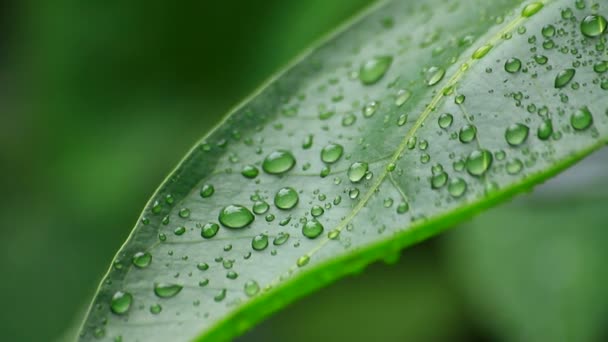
[78,0,608,340]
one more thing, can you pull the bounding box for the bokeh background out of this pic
[1,1,607,341]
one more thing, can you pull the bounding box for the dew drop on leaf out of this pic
[426,66,446,86]
[506,158,524,175]
[241,165,259,179]
[218,205,255,229]
[359,56,393,85]
[302,219,324,239]
[554,69,575,88]
[110,291,132,315]
[262,150,296,175]
[252,201,270,215]
[570,107,593,131]
[244,280,260,297]
[438,113,453,129]
[297,255,310,267]
[395,89,412,106]
[200,184,214,198]
[448,178,467,198]
[504,58,522,73]
[537,119,553,140]
[347,162,369,183]
[149,304,162,315]
[201,222,220,239]
[321,143,344,164]
[251,234,269,251]
[580,15,607,38]
[154,283,183,298]
[459,124,477,143]
[521,2,543,17]
[273,232,290,246]
[274,187,299,210]
[472,44,492,59]
[132,252,152,268]
[505,123,529,146]
[465,149,493,177]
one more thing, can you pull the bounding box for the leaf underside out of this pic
[78,0,608,341]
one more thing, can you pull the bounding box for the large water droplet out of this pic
[348,162,369,183]
[570,107,593,131]
[132,252,152,268]
[466,150,493,177]
[302,219,324,239]
[321,143,344,164]
[504,58,522,73]
[359,56,393,85]
[580,15,607,37]
[218,205,255,229]
[426,66,445,86]
[110,291,132,315]
[262,150,296,175]
[505,123,529,146]
[201,222,220,238]
[554,69,575,88]
[154,283,183,298]
[274,187,299,210]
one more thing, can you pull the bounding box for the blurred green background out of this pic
[1,1,607,341]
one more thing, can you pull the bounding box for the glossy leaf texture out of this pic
[78,0,608,341]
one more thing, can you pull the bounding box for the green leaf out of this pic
[77,0,608,340]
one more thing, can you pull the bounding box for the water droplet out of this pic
[455,94,466,104]
[273,232,290,246]
[580,15,607,38]
[252,234,269,251]
[448,178,467,198]
[397,114,408,126]
[431,171,448,189]
[154,283,182,298]
[252,201,270,215]
[426,66,446,86]
[274,187,299,210]
[178,208,190,218]
[321,143,344,164]
[570,107,593,131]
[349,188,360,199]
[438,113,453,129]
[522,2,543,17]
[218,205,255,229]
[302,219,324,239]
[197,262,209,271]
[262,150,296,175]
[132,252,152,268]
[149,304,162,315]
[302,134,313,149]
[459,124,477,143]
[348,162,369,183]
[244,280,260,297]
[466,149,493,177]
[506,159,524,175]
[311,205,325,217]
[396,201,409,214]
[395,89,412,106]
[537,119,553,140]
[328,229,340,239]
[110,291,132,315]
[359,56,393,85]
[297,255,310,267]
[554,69,575,88]
[241,165,259,179]
[504,58,522,73]
[541,24,555,38]
[472,44,492,59]
[362,101,379,117]
[200,184,214,198]
[214,289,227,302]
[201,222,220,239]
[174,226,186,236]
[505,123,529,146]
[534,55,548,65]
[594,61,608,74]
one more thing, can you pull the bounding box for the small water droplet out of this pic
[154,283,183,298]
[197,262,209,271]
[200,184,214,198]
[522,2,543,17]
[359,56,393,85]
[149,304,162,315]
[302,219,324,239]
[244,280,260,297]
[506,159,524,175]
[297,255,310,267]
[426,66,446,86]
[218,205,255,229]
[348,162,369,183]
[178,208,190,218]
[504,58,522,73]
[571,107,593,130]
[554,69,575,88]
[321,143,344,164]
[448,178,467,198]
[252,201,270,215]
[241,165,259,179]
[466,149,493,177]
[214,289,227,302]
[110,291,132,315]
[201,222,220,239]
[537,119,553,140]
[311,205,325,217]
[273,232,290,246]
[459,124,477,143]
[174,226,186,236]
[252,234,269,251]
[132,252,152,268]
[362,101,379,117]
[472,44,492,59]
[438,113,453,129]
[274,187,299,210]
[262,150,296,175]
[505,123,529,146]
[396,201,409,214]
[395,89,412,106]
